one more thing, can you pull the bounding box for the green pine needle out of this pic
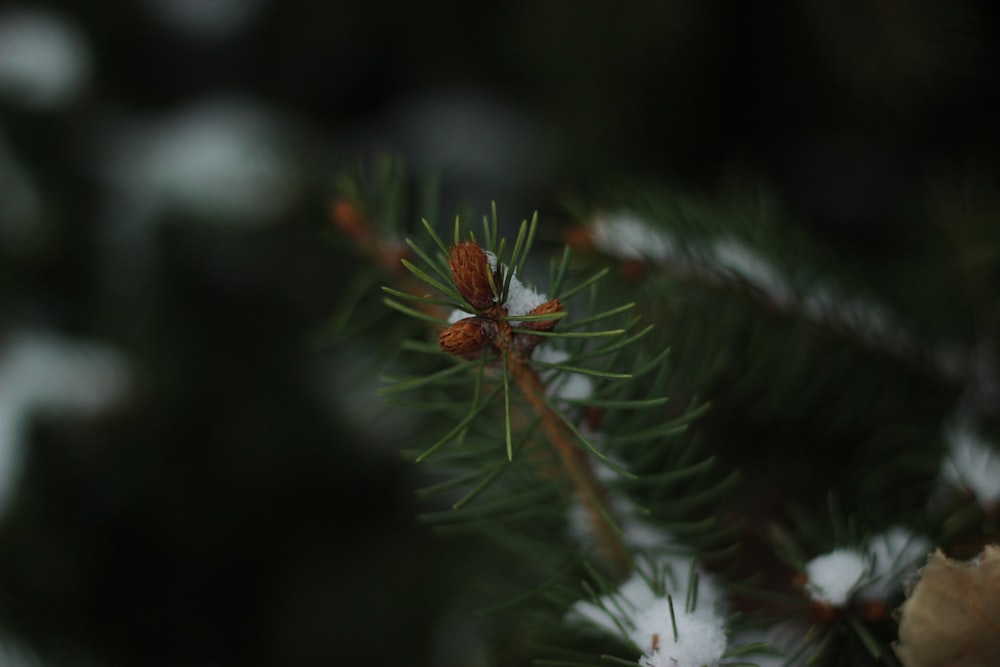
[503,351,513,461]
[404,237,452,283]
[378,360,468,394]
[522,328,628,340]
[550,244,573,297]
[846,614,883,659]
[558,395,669,409]
[413,385,504,461]
[399,258,461,301]
[531,360,632,379]
[557,266,611,302]
[452,461,511,510]
[502,218,530,302]
[516,211,540,276]
[381,285,457,308]
[541,393,638,479]
[563,302,636,330]
[721,642,774,658]
[382,297,451,325]
[503,311,570,324]
[420,216,451,257]
[624,457,716,487]
[610,420,692,445]
[667,594,679,642]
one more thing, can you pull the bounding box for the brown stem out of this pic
[491,315,631,575]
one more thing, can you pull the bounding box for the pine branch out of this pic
[399,218,636,574]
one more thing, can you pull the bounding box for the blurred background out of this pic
[1,1,999,665]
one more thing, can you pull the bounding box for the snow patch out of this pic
[0,9,91,110]
[803,549,870,606]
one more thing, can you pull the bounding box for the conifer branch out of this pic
[438,232,632,573]
[495,318,631,573]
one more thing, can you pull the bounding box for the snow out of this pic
[940,421,1000,506]
[803,548,870,606]
[565,455,672,553]
[483,251,548,319]
[0,331,130,514]
[800,529,931,606]
[532,346,593,403]
[587,212,932,371]
[859,526,931,600]
[0,9,91,110]
[727,621,808,667]
[448,252,548,323]
[636,602,727,667]
[104,99,299,227]
[711,238,794,308]
[503,272,549,318]
[589,213,677,263]
[569,555,728,667]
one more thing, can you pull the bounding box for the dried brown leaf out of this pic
[894,545,1000,667]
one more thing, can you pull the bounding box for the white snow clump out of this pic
[803,548,870,606]
[569,556,728,667]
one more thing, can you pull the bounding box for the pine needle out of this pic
[503,351,513,460]
[557,267,611,302]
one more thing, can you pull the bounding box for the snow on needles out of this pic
[568,556,727,667]
[940,420,1000,507]
[802,526,931,606]
[447,251,547,323]
[588,212,677,263]
[569,556,728,667]
[860,526,931,600]
[533,346,593,403]
[803,549,870,606]
[447,251,591,403]
[484,250,548,319]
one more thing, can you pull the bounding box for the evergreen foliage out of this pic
[328,157,1000,667]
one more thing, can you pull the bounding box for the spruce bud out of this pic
[448,242,496,311]
[439,317,490,359]
[521,299,564,332]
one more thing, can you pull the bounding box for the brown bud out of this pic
[439,317,490,359]
[521,299,564,332]
[807,600,841,624]
[621,259,647,282]
[448,242,495,310]
[330,198,369,241]
[564,226,594,248]
[858,598,889,623]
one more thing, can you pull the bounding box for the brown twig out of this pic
[441,240,631,575]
